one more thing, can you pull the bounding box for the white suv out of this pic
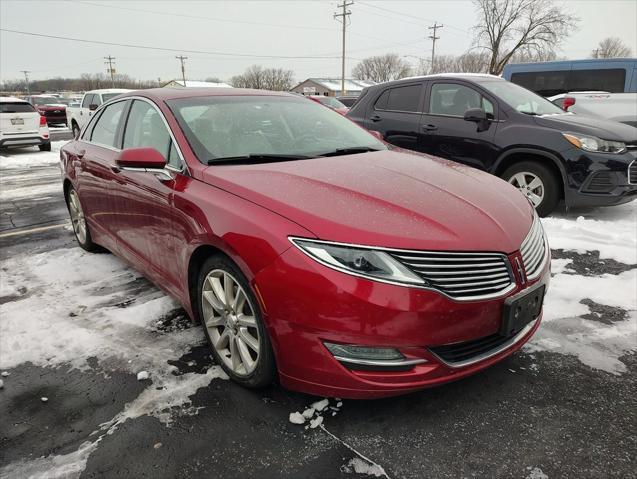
[0,96,51,151]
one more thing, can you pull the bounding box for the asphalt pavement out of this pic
[1,143,635,479]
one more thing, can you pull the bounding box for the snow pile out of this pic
[525,466,549,479]
[341,457,386,477]
[288,397,342,428]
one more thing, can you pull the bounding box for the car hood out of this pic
[534,113,637,142]
[202,150,534,253]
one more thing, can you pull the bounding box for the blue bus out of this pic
[502,58,637,97]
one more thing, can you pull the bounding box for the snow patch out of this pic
[526,466,549,479]
[289,412,306,425]
[137,371,149,381]
[341,457,386,477]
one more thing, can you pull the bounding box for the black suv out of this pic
[347,74,637,216]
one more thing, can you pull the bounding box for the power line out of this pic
[20,70,30,96]
[428,23,443,74]
[0,28,342,59]
[175,55,188,85]
[104,55,115,87]
[334,0,354,95]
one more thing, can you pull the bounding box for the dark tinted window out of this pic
[81,94,94,109]
[569,69,626,93]
[0,102,36,113]
[510,71,570,97]
[386,84,422,112]
[91,101,126,147]
[374,90,389,110]
[430,83,483,117]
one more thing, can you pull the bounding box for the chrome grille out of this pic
[628,159,636,185]
[520,218,547,281]
[390,250,514,300]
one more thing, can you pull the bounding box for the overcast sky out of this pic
[1,0,636,84]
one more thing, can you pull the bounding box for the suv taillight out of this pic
[563,97,576,110]
[39,115,47,126]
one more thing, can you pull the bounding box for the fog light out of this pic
[324,342,404,360]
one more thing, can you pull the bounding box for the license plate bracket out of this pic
[501,283,545,337]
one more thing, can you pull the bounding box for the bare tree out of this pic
[230,65,294,91]
[591,37,632,58]
[472,0,578,74]
[352,54,412,83]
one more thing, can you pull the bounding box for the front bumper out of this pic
[563,148,637,208]
[254,245,549,399]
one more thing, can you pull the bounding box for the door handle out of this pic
[370,115,382,122]
[422,124,438,131]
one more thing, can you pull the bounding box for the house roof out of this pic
[294,78,376,92]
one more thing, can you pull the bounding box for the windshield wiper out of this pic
[208,154,316,165]
[320,146,383,157]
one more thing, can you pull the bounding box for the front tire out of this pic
[197,255,276,388]
[72,122,81,140]
[39,142,51,152]
[66,187,98,251]
[502,161,560,217]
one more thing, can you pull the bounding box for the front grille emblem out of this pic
[514,257,526,285]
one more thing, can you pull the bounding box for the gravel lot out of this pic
[1,142,635,479]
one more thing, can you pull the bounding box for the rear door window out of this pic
[0,102,36,113]
[385,84,422,112]
[90,101,127,147]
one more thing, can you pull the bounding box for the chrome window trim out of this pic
[288,236,517,302]
[429,318,538,369]
[628,159,636,185]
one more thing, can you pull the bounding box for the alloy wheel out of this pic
[201,269,260,376]
[68,190,87,244]
[508,172,545,207]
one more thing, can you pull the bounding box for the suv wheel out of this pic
[72,123,81,139]
[502,161,560,217]
[197,255,276,388]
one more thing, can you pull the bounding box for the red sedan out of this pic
[60,88,549,399]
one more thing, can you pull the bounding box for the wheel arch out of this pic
[187,244,230,324]
[493,148,566,200]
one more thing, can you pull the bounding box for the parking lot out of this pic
[0,141,635,478]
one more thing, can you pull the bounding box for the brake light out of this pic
[39,115,47,126]
[562,97,576,111]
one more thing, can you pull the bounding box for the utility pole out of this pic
[334,1,353,95]
[428,22,443,74]
[104,56,116,87]
[20,70,31,96]
[175,55,188,86]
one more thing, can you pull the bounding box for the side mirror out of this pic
[463,108,487,122]
[368,130,384,141]
[89,104,98,111]
[116,147,167,170]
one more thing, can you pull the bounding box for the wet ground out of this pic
[1,143,635,478]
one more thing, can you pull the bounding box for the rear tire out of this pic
[197,254,276,388]
[66,187,98,252]
[38,142,51,152]
[502,161,560,217]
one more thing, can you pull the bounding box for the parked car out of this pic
[306,95,349,114]
[60,88,549,399]
[347,74,637,216]
[67,88,131,139]
[336,95,359,108]
[27,95,67,126]
[0,96,51,151]
[502,58,637,97]
[548,91,637,128]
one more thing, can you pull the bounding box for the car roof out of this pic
[366,73,503,89]
[0,96,28,102]
[117,87,297,102]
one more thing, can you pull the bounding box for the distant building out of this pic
[290,78,375,97]
[163,80,232,88]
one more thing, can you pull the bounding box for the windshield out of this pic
[32,97,61,106]
[167,95,386,164]
[479,81,564,116]
[314,96,346,109]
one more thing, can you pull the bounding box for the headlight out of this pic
[290,238,426,286]
[562,133,626,154]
